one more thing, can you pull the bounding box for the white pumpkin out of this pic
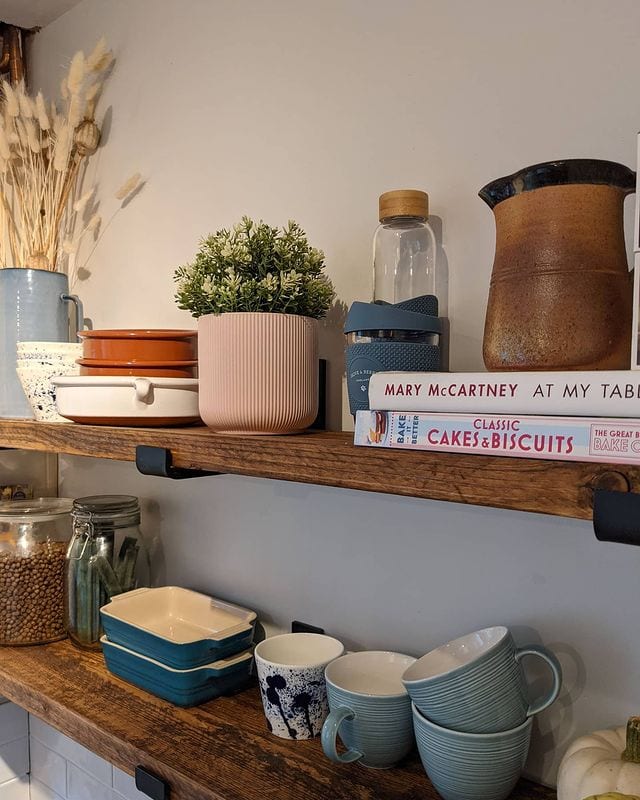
[558,719,640,800]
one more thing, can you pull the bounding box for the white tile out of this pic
[111,769,146,800]
[67,764,111,800]
[0,738,28,783]
[29,779,65,800]
[0,776,29,799]
[29,718,111,785]
[29,740,65,797]
[0,707,27,747]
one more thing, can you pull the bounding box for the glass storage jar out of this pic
[0,498,73,645]
[66,495,150,650]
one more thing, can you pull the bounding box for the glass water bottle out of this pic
[373,189,437,305]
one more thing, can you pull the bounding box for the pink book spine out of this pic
[354,410,640,465]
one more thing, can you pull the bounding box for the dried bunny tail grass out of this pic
[52,113,64,137]
[85,82,102,118]
[86,37,107,70]
[62,238,77,255]
[68,93,85,130]
[0,127,10,161]
[86,213,101,231]
[60,77,69,100]
[53,124,71,171]
[25,119,40,153]
[73,186,95,213]
[67,51,86,95]
[17,86,34,118]
[115,172,142,200]
[15,119,28,148]
[35,92,50,131]
[90,52,113,74]
[85,81,102,102]
[2,80,19,117]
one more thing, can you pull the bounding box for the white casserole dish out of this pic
[51,375,200,426]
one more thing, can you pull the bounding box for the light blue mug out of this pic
[322,650,416,769]
[413,703,533,800]
[402,626,562,734]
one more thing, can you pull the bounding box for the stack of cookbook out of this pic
[353,371,640,465]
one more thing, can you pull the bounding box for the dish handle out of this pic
[104,587,151,605]
[134,378,153,404]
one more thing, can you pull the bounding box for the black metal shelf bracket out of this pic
[593,488,640,546]
[135,445,219,480]
[292,620,326,635]
[135,765,170,799]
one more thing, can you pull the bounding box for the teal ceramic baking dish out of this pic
[101,636,253,706]
[100,586,257,669]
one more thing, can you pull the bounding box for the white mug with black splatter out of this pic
[254,633,345,739]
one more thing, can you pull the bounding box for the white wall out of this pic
[30,0,640,787]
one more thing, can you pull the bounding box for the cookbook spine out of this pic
[354,410,640,466]
[367,370,640,417]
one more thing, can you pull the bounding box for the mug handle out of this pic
[61,293,84,340]
[515,644,562,717]
[321,706,362,764]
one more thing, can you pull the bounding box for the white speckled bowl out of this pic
[16,341,82,361]
[16,362,80,422]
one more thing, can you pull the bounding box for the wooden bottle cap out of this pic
[379,189,429,221]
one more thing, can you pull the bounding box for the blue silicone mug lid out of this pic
[344,301,442,334]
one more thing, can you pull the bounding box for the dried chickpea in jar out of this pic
[0,499,73,645]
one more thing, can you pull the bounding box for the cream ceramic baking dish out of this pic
[100,586,257,669]
[51,375,200,426]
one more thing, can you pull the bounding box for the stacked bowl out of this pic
[401,626,562,800]
[77,329,198,377]
[53,329,201,426]
[16,341,82,422]
[99,586,257,707]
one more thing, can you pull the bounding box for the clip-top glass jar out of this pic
[66,495,149,650]
[0,498,73,645]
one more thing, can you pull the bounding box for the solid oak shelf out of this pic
[0,639,554,800]
[0,418,636,520]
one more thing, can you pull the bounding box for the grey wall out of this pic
[29,0,640,786]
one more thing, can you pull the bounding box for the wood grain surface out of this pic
[0,640,554,800]
[0,418,635,520]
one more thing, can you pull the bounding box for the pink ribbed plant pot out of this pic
[198,312,319,434]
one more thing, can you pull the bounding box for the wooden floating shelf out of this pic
[0,418,637,520]
[0,639,554,800]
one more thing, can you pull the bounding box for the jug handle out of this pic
[61,293,84,341]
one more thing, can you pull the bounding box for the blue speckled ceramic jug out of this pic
[0,269,83,418]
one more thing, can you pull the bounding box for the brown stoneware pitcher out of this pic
[480,159,635,370]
